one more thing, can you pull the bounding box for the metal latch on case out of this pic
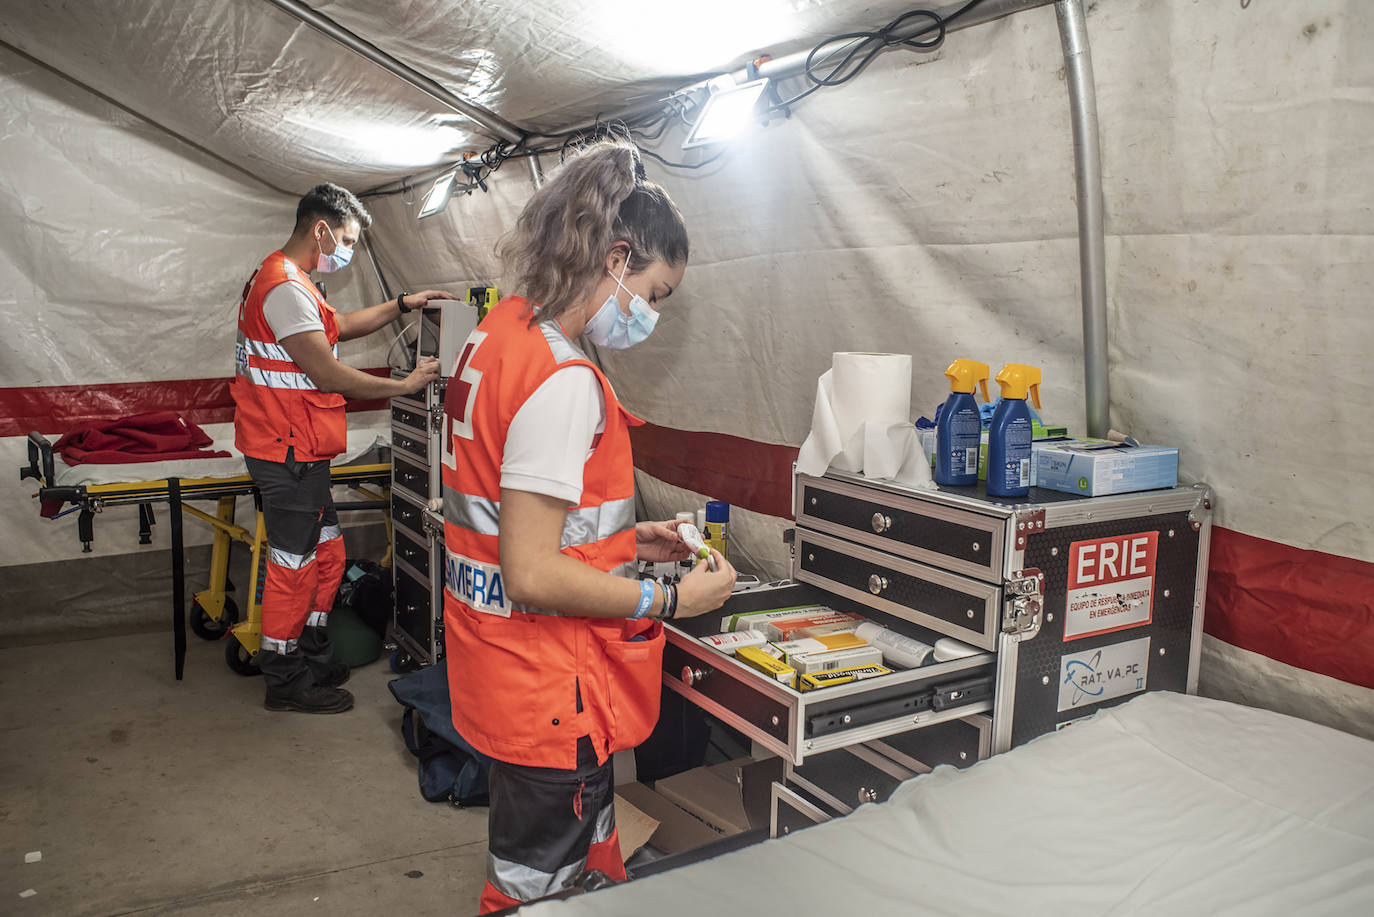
[1002,567,1045,637]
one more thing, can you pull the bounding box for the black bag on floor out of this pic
[388,663,492,807]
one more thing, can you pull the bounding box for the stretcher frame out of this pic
[21,432,392,680]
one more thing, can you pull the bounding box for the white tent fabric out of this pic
[1,1,1369,735]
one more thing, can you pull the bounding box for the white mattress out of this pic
[525,693,1374,916]
[51,416,391,487]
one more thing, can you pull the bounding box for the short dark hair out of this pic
[295,183,372,232]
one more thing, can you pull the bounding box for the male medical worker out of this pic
[232,182,447,713]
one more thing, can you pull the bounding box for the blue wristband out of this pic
[631,579,655,620]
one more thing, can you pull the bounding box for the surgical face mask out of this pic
[315,222,353,274]
[583,252,659,350]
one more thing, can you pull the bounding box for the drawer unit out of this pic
[394,526,432,580]
[392,453,430,501]
[792,469,1214,753]
[867,713,990,774]
[390,424,429,465]
[794,529,1000,650]
[390,377,447,667]
[770,782,832,839]
[392,490,428,542]
[797,473,1007,582]
[663,585,995,765]
[786,743,916,814]
[390,397,429,434]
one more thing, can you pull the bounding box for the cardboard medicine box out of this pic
[1031,439,1178,496]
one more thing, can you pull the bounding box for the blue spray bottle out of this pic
[935,359,990,486]
[987,363,1042,498]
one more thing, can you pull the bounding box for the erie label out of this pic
[1057,636,1150,712]
[1063,531,1158,640]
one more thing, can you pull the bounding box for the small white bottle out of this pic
[675,512,697,581]
[933,637,980,662]
[855,622,934,668]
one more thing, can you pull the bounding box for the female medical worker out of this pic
[439,140,738,912]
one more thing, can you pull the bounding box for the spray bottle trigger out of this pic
[1029,383,1042,410]
[978,379,990,402]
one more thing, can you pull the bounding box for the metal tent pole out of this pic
[260,0,525,144]
[1056,0,1110,437]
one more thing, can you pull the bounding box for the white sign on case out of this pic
[1063,531,1158,640]
[1057,636,1151,713]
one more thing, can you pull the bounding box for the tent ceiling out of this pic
[0,0,934,195]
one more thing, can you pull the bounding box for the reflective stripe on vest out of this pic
[443,487,634,548]
[443,547,636,618]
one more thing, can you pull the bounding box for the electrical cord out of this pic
[771,1,987,111]
[360,2,988,198]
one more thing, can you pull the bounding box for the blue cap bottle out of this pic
[935,359,990,487]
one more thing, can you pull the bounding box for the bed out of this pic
[22,419,393,678]
[523,692,1374,916]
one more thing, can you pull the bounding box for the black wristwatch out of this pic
[396,291,413,314]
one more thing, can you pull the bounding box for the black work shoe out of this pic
[264,685,354,714]
[309,659,351,688]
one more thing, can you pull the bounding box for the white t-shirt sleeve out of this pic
[500,365,607,505]
[262,282,325,340]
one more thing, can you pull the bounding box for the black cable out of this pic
[361,1,989,197]
[770,0,987,111]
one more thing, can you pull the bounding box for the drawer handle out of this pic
[868,574,889,595]
[680,665,712,688]
[871,513,892,534]
[858,787,879,805]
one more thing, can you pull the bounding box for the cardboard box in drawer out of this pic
[1032,439,1178,496]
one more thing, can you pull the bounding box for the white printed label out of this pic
[965,447,978,475]
[444,549,510,617]
[1018,458,1030,486]
[1064,531,1157,640]
[1057,636,1150,712]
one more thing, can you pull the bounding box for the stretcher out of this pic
[21,422,392,680]
[524,692,1374,916]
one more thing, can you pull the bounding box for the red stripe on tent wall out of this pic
[629,421,799,519]
[0,371,393,437]
[629,423,1374,689]
[1204,527,1374,689]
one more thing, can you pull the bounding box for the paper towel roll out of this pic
[830,353,911,472]
[797,352,933,490]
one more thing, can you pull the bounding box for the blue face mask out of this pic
[315,222,353,274]
[583,251,659,350]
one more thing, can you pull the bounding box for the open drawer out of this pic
[662,584,994,765]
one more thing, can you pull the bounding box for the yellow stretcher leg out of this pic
[224,509,267,675]
[189,496,236,627]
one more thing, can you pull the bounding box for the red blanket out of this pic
[53,411,231,465]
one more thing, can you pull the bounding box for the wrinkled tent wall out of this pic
[0,1,1368,734]
[366,2,1373,737]
[0,46,387,641]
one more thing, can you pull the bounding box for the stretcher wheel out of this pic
[225,639,260,677]
[189,597,239,641]
[390,648,419,674]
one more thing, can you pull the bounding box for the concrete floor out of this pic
[0,631,490,916]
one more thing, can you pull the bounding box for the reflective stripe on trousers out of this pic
[487,854,586,904]
[260,635,298,654]
[270,546,315,570]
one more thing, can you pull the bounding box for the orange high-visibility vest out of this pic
[231,251,347,462]
[440,296,661,770]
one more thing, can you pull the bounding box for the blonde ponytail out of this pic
[498,141,689,324]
